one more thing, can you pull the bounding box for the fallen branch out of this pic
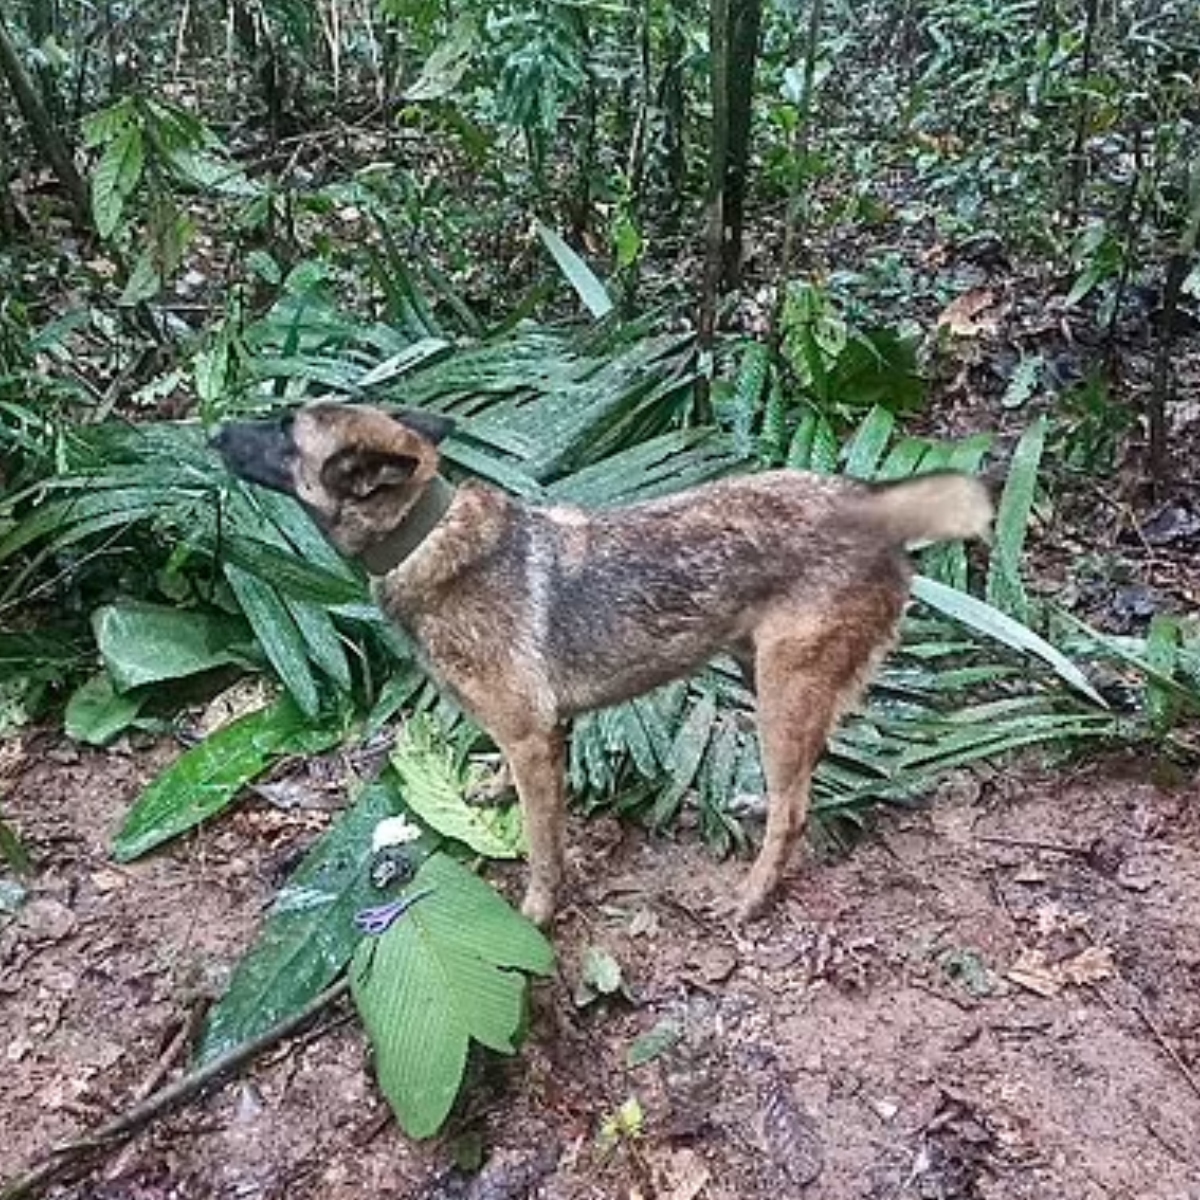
[0,978,350,1200]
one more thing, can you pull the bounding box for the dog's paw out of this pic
[734,876,775,926]
[520,889,556,928]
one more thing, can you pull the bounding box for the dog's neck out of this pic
[358,475,456,577]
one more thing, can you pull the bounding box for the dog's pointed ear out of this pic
[321,446,419,500]
[391,408,455,445]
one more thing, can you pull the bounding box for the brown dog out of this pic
[212,402,993,925]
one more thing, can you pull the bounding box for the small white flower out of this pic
[372,815,422,852]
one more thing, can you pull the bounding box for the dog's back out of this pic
[380,469,990,719]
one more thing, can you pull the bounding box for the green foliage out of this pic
[536,221,614,319]
[64,673,147,745]
[626,1019,682,1068]
[0,811,30,876]
[112,694,347,862]
[4,0,1199,1158]
[350,852,554,1139]
[1052,369,1135,474]
[985,417,1045,621]
[779,282,925,419]
[92,602,254,691]
[82,97,253,303]
[200,779,407,1062]
[391,716,525,858]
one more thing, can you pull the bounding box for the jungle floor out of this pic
[2,730,1199,1200]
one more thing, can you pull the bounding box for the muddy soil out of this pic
[2,733,1200,1200]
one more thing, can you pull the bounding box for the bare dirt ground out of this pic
[3,732,1200,1200]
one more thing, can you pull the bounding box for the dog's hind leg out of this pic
[496,726,568,927]
[737,592,903,922]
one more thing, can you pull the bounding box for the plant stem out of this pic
[0,11,90,229]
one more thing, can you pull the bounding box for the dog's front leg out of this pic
[496,727,567,926]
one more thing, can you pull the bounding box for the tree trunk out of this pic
[698,0,762,358]
[0,11,90,229]
[697,0,731,378]
[0,116,17,240]
[721,0,762,290]
[1147,160,1200,495]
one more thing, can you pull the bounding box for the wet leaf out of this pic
[576,945,625,1006]
[64,672,147,745]
[350,853,553,1138]
[92,601,253,691]
[535,221,614,319]
[112,694,344,861]
[200,779,410,1061]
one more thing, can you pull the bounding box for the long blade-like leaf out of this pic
[535,221,614,319]
[912,575,1105,706]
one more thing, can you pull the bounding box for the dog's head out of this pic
[210,402,454,555]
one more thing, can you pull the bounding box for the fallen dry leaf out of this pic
[936,288,997,336]
[1059,945,1115,986]
[658,1148,710,1200]
[1007,945,1116,996]
[1033,902,1090,938]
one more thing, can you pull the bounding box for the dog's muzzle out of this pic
[210,416,297,494]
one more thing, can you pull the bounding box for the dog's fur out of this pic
[212,402,993,925]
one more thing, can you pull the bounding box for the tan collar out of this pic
[358,475,455,577]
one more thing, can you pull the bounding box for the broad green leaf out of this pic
[579,946,624,998]
[225,564,321,716]
[286,600,353,693]
[391,717,525,858]
[65,673,147,745]
[613,212,642,270]
[987,417,1045,620]
[912,576,1105,706]
[119,248,163,306]
[876,436,931,480]
[199,779,415,1062]
[1001,355,1043,409]
[404,22,477,101]
[92,601,253,691]
[730,343,769,455]
[92,125,143,238]
[220,533,366,607]
[350,853,554,1138]
[82,98,132,148]
[113,695,343,861]
[535,221,614,319]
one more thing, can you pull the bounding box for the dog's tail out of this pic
[858,472,994,548]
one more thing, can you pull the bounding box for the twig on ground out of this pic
[0,978,350,1200]
[1129,993,1200,1103]
[975,833,1090,858]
